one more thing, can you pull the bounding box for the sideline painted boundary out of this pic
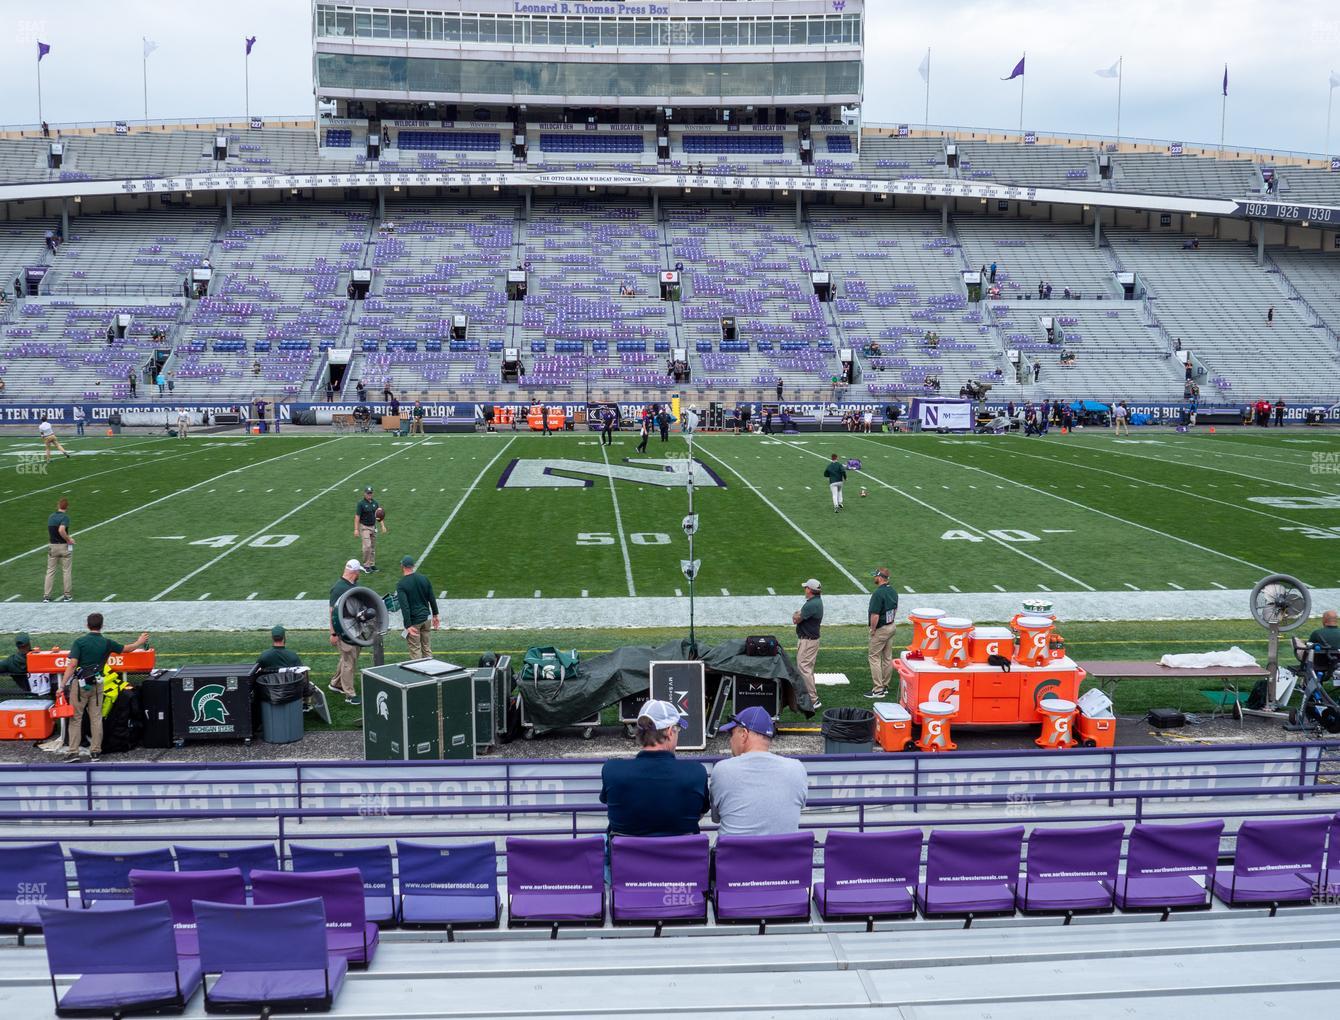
[4,587,1335,632]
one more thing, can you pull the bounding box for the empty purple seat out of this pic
[0,841,69,936]
[396,840,500,929]
[291,842,396,925]
[71,846,176,909]
[172,843,278,891]
[813,829,919,921]
[131,867,245,955]
[916,827,1023,918]
[1303,813,1340,896]
[1213,816,1329,907]
[505,836,604,927]
[1018,823,1124,914]
[714,832,814,924]
[1116,820,1223,912]
[610,835,709,924]
[251,868,379,968]
[196,898,346,1013]
[39,901,202,1016]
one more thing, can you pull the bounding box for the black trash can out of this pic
[255,671,306,744]
[821,707,876,754]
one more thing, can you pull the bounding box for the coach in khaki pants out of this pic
[792,579,824,711]
[866,567,899,699]
[44,498,74,603]
[328,559,365,706]
[396,555,440,659]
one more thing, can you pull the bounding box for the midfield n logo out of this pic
[496,458,727,490]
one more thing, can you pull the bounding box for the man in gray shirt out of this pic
[710,706,808,836]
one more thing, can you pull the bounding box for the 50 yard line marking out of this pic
[694,440,866,593]
[152,439,425,601]
[0,437,345,569]
[599,442,636,597]
[418,437,517,566]
[775,438,1094,591]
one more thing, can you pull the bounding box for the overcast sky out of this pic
[2,0,1338,156]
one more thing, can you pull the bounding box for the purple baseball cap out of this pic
[719,705,775,739]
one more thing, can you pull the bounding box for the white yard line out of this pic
[858,436,1280,579]
[694,440,866,593]
[152,439,421,601]
[599,442,636,597]
[0,438,196,507]
[418,436,516,565]
[780,438,1095,591]
[1000,439,1325,527]
[0,437,345,569]
[1086,441,1340,496]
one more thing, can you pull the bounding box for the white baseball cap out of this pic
[637,699,686,731]
[344,559,365,573]
[803,578,822,591]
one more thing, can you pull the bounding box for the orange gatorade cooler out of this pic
[1035,698,1078,750]
[874,702,913,752]
[934,617,974,668]
[1077,712,1116,748]
[969,626,1014,664]
[1013,614,1056,667]
[917,701,958,752]
[907,608,945,653]
[0,699,55,741]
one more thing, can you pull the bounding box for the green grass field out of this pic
[0,427,1337,603]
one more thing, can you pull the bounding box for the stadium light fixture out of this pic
[73,196,81,203]
[1188,212,1197,219]
[1302,221,1310,228]
[185,191,192,198]
[980,197,987,204]
[393,185,401,192]
[781,189,788,196]
[1083,204,1090,211]
[492,185,499,191]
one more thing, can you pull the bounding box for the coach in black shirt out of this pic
[600,700,709,836]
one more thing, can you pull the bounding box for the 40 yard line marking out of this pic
[865,437,1279,578]
[779,438,1095,591]
[417,436,516,567]
[152,439,424,601]
[694,440,865,593]
[599,441,636,597]
[0,437,345,569]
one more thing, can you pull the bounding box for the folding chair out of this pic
[130,867,245,955]
[70,846,175,910]
[251,868,379,968]
[396,840,500,933]
[1019,823,1124,916]
[291,842,396,925]
[714,832,814,927]
[610,834,710,925]
[813,829,919,923]
[1115,820,1223,913]
[1213,816,1329,909]
[916,826,1023,920]
[505,836,605,929]
[0,841,69,943]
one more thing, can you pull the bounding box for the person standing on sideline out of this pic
[1112,400,1130,436]
[636,413,650,454]
[256,625,303,671]
[354,486,386,572]
[72,406,85,437]
[156,371,166,395]
[865,568,898,699]
[176,407,190,439]
[824,453,847,513]
[775,379,784,402]
[396,555,440,660]
[44,498,74,603]
[60,614,150,763]
[658,408,671,443]
[1274,398,1286,427]
[600,700,709,837]
[600,406,615,447]
[762,407,774,434]
[710,706,808,836]
[540,402,552,436]
[38,415,69,463]
[1266,306,1274,327]
[328,559,365,705]
[792,579,824,710]
[410,400,425,434]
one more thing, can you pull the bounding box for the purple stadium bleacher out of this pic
[916,827,1024,918]
[713,833,814,924]
[541,133,644,154]
[1114,820,1222,912]
[812,830,919,921]
[610,835,709,924]
[323,129,352,147]
[397,131,500,152]
[683,135,783,155]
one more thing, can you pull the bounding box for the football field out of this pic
[0,428,1338,610]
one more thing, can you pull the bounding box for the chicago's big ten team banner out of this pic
[0,745,1322,817]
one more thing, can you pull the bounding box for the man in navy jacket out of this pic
[599,700,709,836]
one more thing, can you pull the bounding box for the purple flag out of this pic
[37,41,51,62]
[246,36,257,56]
[1002,56,1025,81]
[1222,64,1228,96]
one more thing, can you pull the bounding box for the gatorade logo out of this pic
[12,714,25,728]
[924,623,939,645]
[1030,632,1049,657]
[376,691,389,720]
[927,679,959,709]
[190,684,229,725]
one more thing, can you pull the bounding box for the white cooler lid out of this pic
[919,701,956,716]
[0,699,51,710]
[939,616,973,627]
[1038,698,1076,713]
[910,608,945,619]
[874,702,910,722]
[1017,614,1055,627]
[971,626,1013,639]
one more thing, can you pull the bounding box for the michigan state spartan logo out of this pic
[190,684,230,725]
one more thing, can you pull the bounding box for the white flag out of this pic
[143,37,158,59]
[1095,59,1120,79]
[1331,70,1340,88]
[918,49,931,84]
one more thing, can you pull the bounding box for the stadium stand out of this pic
[958,142,1103,189]
[856,134,951,178]
[1112,152,1264,198]
[1107,231,1340,399]
[1266,248,1340,335]
[954,218,1118,299]
[1273,166,1340,204]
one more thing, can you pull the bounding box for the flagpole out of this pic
[923,47,931,133]
[36,60,43,126]
[1219,64,1227,153]
[1116,57,1123,146]
[1018,52,1026,134]
[245,51,251,123]
[1327,85,1334,160]
[142,53,148,124]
